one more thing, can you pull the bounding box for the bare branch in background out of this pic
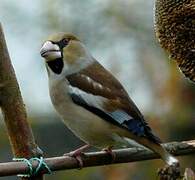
[0,23,43,180]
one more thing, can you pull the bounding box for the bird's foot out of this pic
[102,147,116,162]
[158,163,181,180]
[64,144,90,168]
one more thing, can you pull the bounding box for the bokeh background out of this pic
[0,0,194,179]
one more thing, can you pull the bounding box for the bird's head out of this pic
[40,32,93,75]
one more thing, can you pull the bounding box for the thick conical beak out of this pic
[40,41,61,61]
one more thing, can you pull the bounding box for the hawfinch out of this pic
[40,32,178,167]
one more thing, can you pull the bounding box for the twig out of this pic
[0,140,194,177]
[0,23,43,180]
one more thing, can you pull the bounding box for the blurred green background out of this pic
[0,0,194,179]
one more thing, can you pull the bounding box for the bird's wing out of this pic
[66,61,161,143]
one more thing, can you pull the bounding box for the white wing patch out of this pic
[107,110,133,124]
[68,85,133,124]
[68,85,106,109]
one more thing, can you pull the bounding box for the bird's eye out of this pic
[57,38,70,49]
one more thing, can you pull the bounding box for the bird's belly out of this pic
[56,103,122,148]
[49,79,127,149]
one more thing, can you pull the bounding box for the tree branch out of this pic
[0,140,194,177]
[0,23,43,180]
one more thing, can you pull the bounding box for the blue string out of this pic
[32,157,52,175]
[13,157,52,177]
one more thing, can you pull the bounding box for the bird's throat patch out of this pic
[47,58,64,74]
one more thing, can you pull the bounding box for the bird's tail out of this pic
[130,137,179,166]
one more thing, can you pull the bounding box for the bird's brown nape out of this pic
[154,0,195,82]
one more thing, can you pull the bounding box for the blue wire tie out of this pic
[13,157,52,177]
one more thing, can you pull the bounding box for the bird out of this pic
[40,32,179,167]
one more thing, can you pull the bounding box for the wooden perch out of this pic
[0,140,194,177]
[0,23,43,180]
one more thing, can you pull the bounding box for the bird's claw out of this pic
[64,151,84,168]
[63,144,90,169]
[102,147,116,162]
[158,163,181,180]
